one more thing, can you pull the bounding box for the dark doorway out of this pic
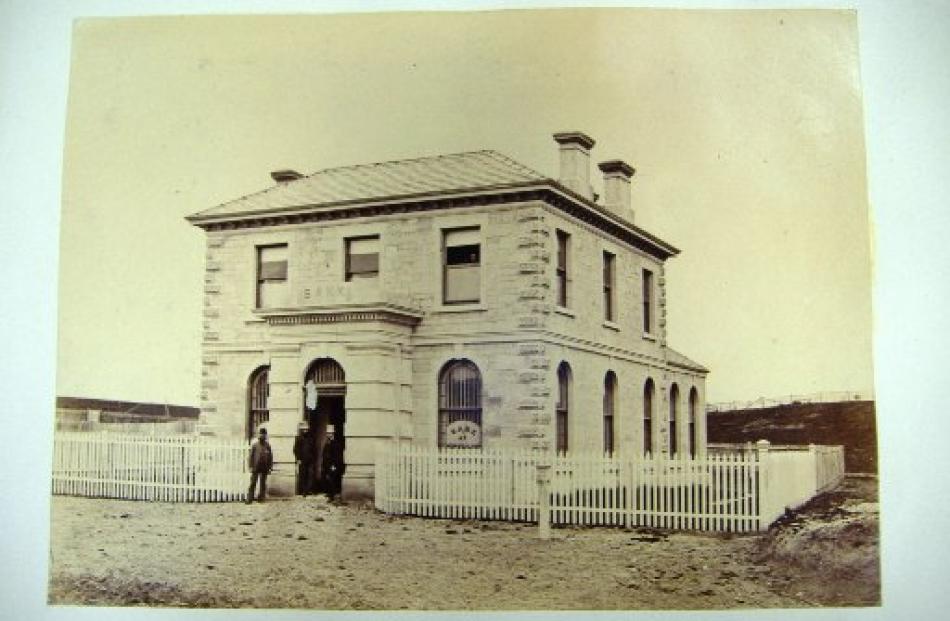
[301,359,346,496]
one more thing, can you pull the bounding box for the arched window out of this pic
[438,360,483,448]
[248,366,270,441]
[556,362,571,454]
[643,378,655,455]
[603,371,617,455]
[669,383,680,455]
[689,387,700,457]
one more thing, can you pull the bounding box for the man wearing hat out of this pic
[321,425,345,502]
[246,426,274,504]
[292,421,316,495]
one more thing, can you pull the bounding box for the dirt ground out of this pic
[48,475,880,610]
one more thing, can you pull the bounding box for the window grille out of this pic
[643,378,654,454]
[556,362,571,453]
[248,366,270,441]
[603,371,616,454]
[438,360,483,447]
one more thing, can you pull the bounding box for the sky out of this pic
[55,9,874,406]
[4,2,950,619]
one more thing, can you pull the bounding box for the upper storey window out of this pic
[443,228,481,304]
[603,251,616,322]
[556,230,569,308]
[256,244,288,308]
[345,235,380,281]
[642,268,655,334]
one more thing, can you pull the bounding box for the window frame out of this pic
[556,230,570,308]
[603,251,616,322]
[669,383,680,455]
[442,228,482,305]
[603,371,617,455]
[437,359,483,448]
[256,244,289,309]
[556,362,571,454]
[643,378,655,455]
[247,366,270,442]
[345,234,381,281]
[642,268,655,335]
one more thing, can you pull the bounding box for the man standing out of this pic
[321,428,345,502]
[292,421,315,495]
[247,427,273,504]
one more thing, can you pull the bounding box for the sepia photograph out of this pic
[20,2,895,614]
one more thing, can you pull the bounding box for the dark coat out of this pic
[248,438,273,473]
[293,432,314,463]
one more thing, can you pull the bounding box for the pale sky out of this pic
[56,9,874,406]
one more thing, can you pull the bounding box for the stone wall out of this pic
[197,197,706,497]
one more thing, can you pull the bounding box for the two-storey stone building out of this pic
[186,132,708,498]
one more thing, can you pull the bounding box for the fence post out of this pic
[536,461,552,540]
[756,440,771,531]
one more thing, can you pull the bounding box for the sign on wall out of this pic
[445,420,482,447]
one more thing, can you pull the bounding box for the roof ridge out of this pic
[300,149,510,179]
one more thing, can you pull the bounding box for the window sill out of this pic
[434,303,487,314]
[603,320,620,331]
[642,332,657,341]
[554,306,575,318]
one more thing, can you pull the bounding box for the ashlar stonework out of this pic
[186,132,709,498]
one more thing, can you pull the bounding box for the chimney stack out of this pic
[271,169,303,183]
[598,160,636,222]
[553,132,596,201]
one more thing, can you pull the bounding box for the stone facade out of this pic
[189,133,708,498]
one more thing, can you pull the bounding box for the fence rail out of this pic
[375,443,845,533]
[52,431,248,502]
[706,391,872,413]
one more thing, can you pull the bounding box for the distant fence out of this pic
[52,431,248,502]
[706,391,872,413]
[375,442,845,533]
[55,420,199,435]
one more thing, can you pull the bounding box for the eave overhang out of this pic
[186,179,680,261]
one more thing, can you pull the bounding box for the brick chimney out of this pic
[553,132,596,201]
[597,160,636,222]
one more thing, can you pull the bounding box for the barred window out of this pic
[643,378,655,455]
[438,360,483,448]
[248,366,270,441]
[689,387,699,457]
[669,383,680,455]
[556,362,571,454]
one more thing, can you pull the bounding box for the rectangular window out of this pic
[556,230,569,308]
[443,228,481,304]
[642,268,654,333]
[256,244,288,308]
[603,251,615,322]
[345,235,380,280]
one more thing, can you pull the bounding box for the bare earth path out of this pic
[48,477,878,610]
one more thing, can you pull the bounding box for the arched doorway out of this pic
[302,358,346,496]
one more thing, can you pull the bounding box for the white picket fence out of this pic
[375,442,845,533]
[52,431,248,502]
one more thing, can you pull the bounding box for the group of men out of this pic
[245,423,345,503]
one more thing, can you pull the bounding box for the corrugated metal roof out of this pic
[191,150,549,219]
[665,347,709,374]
